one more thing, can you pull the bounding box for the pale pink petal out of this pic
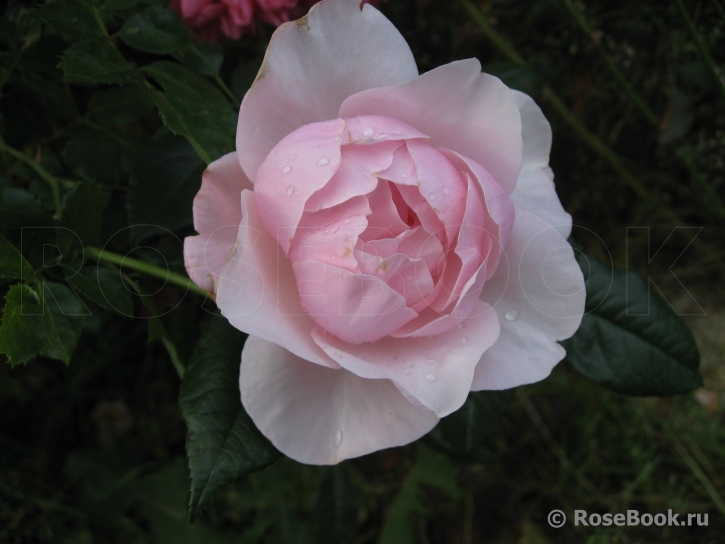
[440,149,515,279]
[377,144,418,186]
[216,190,338,368]
[406,140,467,244]
[237,0,418,181]
[184,152,251,292]
[289,196,370,272]
[355,251,434,306]
[240,336,439,465]
[471,208,585,390]
[510,90,572,239]
[362,179,410,241]
[312,299,500,417]
[305,140,400,212]
[345,114,428,143]
[293,260,417,343]
[253,119,345,254]
[340,59,522,193]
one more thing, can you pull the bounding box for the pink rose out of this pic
[184,0,585,464]
[171,0,380,41]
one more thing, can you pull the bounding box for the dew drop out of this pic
[334,135,342,142]
[390,129,402,136]
[323,228,329,234]
[286,185,294,196]
[462,337,469,344]
[282,165,292,174]
[457,322,467,330]
[442,187,450,195]
[295,192,300,196]
[424,373,436,382]
[363,128,374,137]
[401,173,408,179]
[504,309,520,321]
[426,358,435,365]
[333,429,343,447]
[318,157,329,166]
[378,133,388,140]
[403,369,411,375]
[428,192,437,201]
[290,154,297,159]
[530,357,541,364]
[252,125,260,133]
[331,226,338,233]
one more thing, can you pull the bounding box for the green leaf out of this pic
[39,282,86,364]
[36,0,105,40]
[179,317,279,521]
[0,186,54,269]
[0,282,84,366]
[181,41,224,77]
[0,284,47,366]
[0,233,35,280]
[563,253,702,396]
[65,265,134,317]
[312,467,359,544]
[127,135,204,243]
[60,179,108,248]
[143,61,236,163]
[88,85,154,124]
[60,39,140,85]
[425,389,513,462]
[380,448,460,544]
[119,6,188,55]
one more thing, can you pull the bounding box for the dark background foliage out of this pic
[0,0,723,542]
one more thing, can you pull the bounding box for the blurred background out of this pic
[1,0,724,542]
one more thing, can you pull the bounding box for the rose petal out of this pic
[471,207,585,390]
[237,0,418,181]
[292,260,417,343]
[312,299,500,417]
[362,179,411,241]
[184,152,251,292]
[241,335,439,465]
[254,119,345,254]
[509,90,572,239]
[340,59,522,193]
[216,190,338,368]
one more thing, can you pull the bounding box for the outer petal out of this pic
[237,0,418,181]
[216,190,338,368]
[240,336,439,465]
[471,208,585,390]
[184,152,251,292]
[312,299,500,417]
[340,59,523,194]
[510,91,571,239]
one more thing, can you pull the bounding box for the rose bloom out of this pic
[184,0,585,464]
[171,0,380,41]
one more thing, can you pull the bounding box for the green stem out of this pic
[85,246,209,298]
[460,0,709,248]
[675,0,725,103]
[189,44,239,105]
[0,141,64,219]
[554,0,725,221]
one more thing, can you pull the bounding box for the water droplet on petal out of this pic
[283,165,292,173]
[530,357,541,364]
[286,185,294,196]
[401,173,408,179]
[390,129,402,136]
[426,358,435,365]
[323,228,329,234]
[318,157,329,166]
[442,187,450,195]
[331,226,338,233]
[334,429,343,447]
[295,192,300,196]
[504,309,520,321]
[462,337,469,343]
[290,154,297,159]
[428,192,437,201]
[363,128,374,137]
[424,373,436,382]
[334,135,342,142]
[252,125,260,133]
[378,133,388,140]
[403,369,411,375]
